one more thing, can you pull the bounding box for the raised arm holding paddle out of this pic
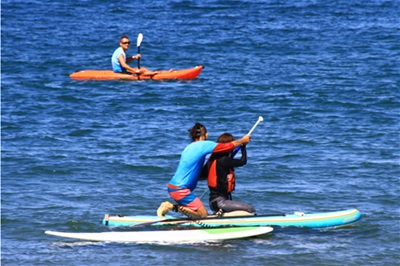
[111,34,156,76]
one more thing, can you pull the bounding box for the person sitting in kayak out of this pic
[111,35,155,75]
[157,122,251,219]
[206,133,256,216]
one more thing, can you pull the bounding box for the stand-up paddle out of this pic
[231,116,264,157]
[137,33,143,70]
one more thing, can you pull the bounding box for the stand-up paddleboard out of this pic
[102,209,361,228]
[45,226,273,243]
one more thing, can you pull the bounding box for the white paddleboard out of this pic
[45,226,273,243]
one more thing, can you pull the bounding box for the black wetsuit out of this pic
[207,146,256,214]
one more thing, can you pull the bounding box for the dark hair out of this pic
[188,122,207,141]
[217,133,235,143]
[120,35,129,42]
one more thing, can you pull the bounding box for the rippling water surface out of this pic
[1,0,399,265]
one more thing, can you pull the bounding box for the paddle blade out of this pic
[137,33,143,47]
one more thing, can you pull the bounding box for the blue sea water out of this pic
[1,0,399,265]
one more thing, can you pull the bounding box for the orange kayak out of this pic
[70,65,203,81]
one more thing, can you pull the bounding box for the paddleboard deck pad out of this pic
[45,226,273,243]
[102,209,361,228]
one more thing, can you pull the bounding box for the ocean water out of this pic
[1,0,399,265]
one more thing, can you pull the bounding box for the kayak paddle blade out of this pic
[137,33,143,47]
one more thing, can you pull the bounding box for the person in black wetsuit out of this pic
[206,133,256,215]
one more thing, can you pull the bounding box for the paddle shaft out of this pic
[137,45,141,69]
[128,212,285,228]
[247,117,263,135]
[231,116,263,157]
